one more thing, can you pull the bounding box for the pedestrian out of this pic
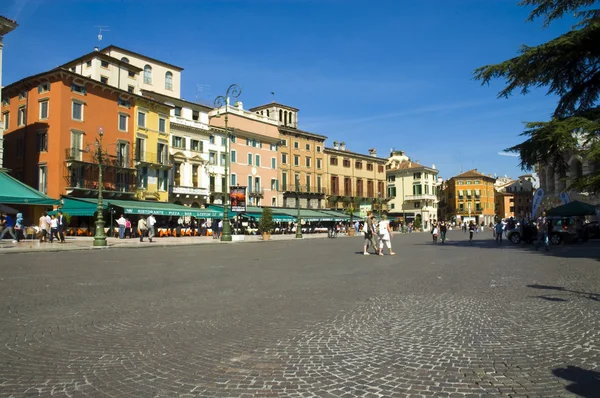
[495,220,504,243]
[137,216,148,242]
[218,219,223,239]
[440,221,447,243]
[362,211,378,255]
[49,215,60,242]
[377,214,395,256]
[39,212,49,242]
[57,211,66,243]
[468,221,475,242]
[190,217,197,237]
[125,218,132,238]
[146,214,156,242]
[536,211,549,252]
[0,212,18,243]
[431,222,438,243]
[117,214,126,239]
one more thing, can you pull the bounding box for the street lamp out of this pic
[213,84,241,242]
[295,174,302,238]
[93,127,107,247]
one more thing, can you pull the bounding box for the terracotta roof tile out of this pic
[0,16,17,25]
[455,169,485,178]
[387,160,425,170]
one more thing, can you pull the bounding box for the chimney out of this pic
[432,164,436,170]
[94,46,99,52]
[368,148,377,157]
[340,142,346,151]
[333,141,339,150]
[235,101,243,110]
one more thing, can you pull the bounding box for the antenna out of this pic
[271,91,275,102]
[94,26,110,42]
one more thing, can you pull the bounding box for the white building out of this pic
[61,45,183,98]
[141,90,227,207]
[0,16,17,169]
[386,150,440,230]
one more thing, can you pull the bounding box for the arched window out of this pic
[266,109,270,117]
[165,71,173,90]
[284,111,288,126]
[279,109,283,122]
[144,65,152,84]
[288,111,292,124]
[121,57,129,63]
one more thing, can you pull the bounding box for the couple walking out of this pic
[363,211,395,256]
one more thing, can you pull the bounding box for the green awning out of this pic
[243,212,295,222]
[317,210,351,221]
[0,171,60,206]
[49,197,104,216]
[547,200,596,217]
[108,199,223,218]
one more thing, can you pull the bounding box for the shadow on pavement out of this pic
[552,365,600,398]
[527,284,600,303]
[416,232,600,262]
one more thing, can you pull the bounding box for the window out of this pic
[306,174,311,188]
[38,83,50,93]
[221,152,226,166]
[144,65,152,84]
[158,170,168,191]
[18,107,26,126]
[255,154,260,167]
[209,151,217,164]
[128,85,134,93]
[1,98,9,106]
[413,184,422,195]
[159,118,166,133]
[279,109,283,122]
[231,174,237,186]
[172,136,184,148]
[282,172,287,190]
[138,166,149,189]
[281,139,287,146]
[317,175,322,192]
[86,60,92,67]
[71,83,86,94]
[230,135,236,143]
[119,114,128,131]
[367,163,374,171]
[282,153,288,164]
[270,143,277,151]
[192,110,199,120]
[317,158,322,169]
[459,203,464,211]
[157,143,168,164]
[37,100,48,120]
[271,179,278,191]
[165,72,173,90]
[209,135,215,144]
[414,202,421,209]
[36,131,48,152]
[128,70,136,78]
[294,155,300,166]
[247,153,253,166]
[117,98,130,108]
[316,145,321,153]
[137,112,146,127]
[100,60,109,68]
[294,141,299,149]
[38,165,47,194]
[2,112,8,130]
[174,107,182,117]
[343,159,351,168]
[378,165,384,173]
[135,137,145,161]
[72,102,83,121]
[221,137,227,146]
[355,161,362,169]
[231,150,237,163]
[305,143,310,151]
[413,172,421,179]
[191,139,202,152]
[330,157,338,166]
[271,157,276,169]
[306,157,311,167]
[100,76,108,84]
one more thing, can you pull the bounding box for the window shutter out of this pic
[38,85,42,93]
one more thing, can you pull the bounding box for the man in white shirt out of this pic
[218,219,223,239]
[146,214,156,242]
[117,214,127,239]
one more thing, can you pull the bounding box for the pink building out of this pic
[209,102,280,207]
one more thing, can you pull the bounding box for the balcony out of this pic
[247,187,265,198]
[134,152,170,167]
[170,185,209,196]
[171,116,209,131]
[280,184,326,195]
[66,178,135,197]
[405,194,437,201]
[65,148,134,169]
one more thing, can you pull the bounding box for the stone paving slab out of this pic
[0,231,598,397]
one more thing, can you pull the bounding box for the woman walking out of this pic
[440,221,447,243]
[377,214,395,256]
[468,221,475,242]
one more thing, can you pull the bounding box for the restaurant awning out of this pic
[107,199,223,218]
[0,171,60,206]
[243,212,296,222]
[49,197,104,216]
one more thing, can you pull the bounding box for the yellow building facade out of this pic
[441,169,496,225]
[133,97,172,202]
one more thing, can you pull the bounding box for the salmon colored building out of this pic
[209,102,280,207]
[1,69,166,218]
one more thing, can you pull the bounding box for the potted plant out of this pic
[258,207,274,240]
[343,197,362,236]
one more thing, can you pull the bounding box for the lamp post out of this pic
[93,127,107,247]
[213,84,241,242]
[295,174,302,238]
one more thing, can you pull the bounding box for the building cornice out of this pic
[100,45,184,71]
[279,126,327,141]
[324,147,386,163]
[249,102,299,112]
[142,89,213,111]
[60,52,143,72]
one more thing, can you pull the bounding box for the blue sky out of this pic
[1,0,573,179]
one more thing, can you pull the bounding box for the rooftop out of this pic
[0,15,18,35]
[100,45,184,71]
[324,146,386,163]
[279,125,327,141]
[141,90,213,111]
[249,102,299,112]
[61,51,143,72]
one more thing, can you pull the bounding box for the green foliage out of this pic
[258,207,274,234]
[474,0,600,193]
[343,197,363,222]
[414,217,422,230]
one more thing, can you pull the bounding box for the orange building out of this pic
[440,169,496,225]
[1,69,164,210]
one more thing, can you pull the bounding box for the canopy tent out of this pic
[0,171,59,206]
[49,197,106,216]
[547,200,597,217]
[277,208,338,222]
[317,209,351,221]
[208,205,296,221]
[243,212,296,222]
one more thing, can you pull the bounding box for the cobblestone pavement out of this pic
[0,231,598,397]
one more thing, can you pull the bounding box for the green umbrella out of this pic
[546,200,596,217]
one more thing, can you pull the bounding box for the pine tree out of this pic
[474,0,600,193]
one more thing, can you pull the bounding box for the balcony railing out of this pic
[65,148,134,169]
[134,152,170,166]
[66,179,135,194]
[170,185,209,196]
[328,189,385,199]
[280,184,326,195]
[247,187,265,197]
[405,194,438,201]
